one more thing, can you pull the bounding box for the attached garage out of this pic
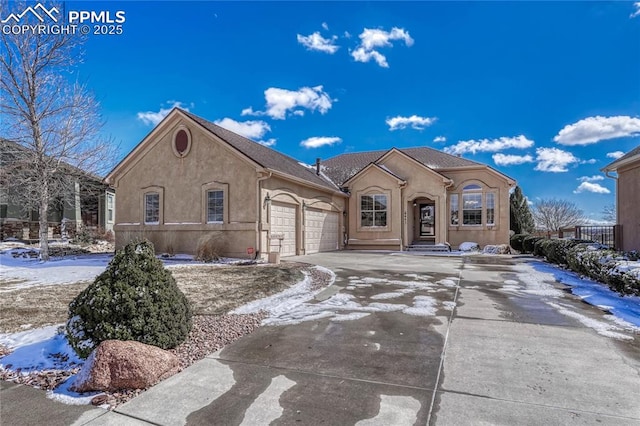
[270,202,297,257]
[305,209,340,254]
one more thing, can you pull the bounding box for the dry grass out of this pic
[170,263,304,315]
[0,263,305,334]
[0,282,92,333]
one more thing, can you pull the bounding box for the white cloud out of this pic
[534,147,579,172]
[433,136,447,143]
[581,158,597,164]
[606,151,625,159]
[492,153,535,166]
[297,32,339,54]
[386,115,437,131]
[244,86,334,120]
[351,27,414,68]
[137,101,190,126]
[213,118,274,146]
[553,116,640,145]
[577,175,604,182]
[631,2,640,18]
[573,182,611,194]
[258,138,276,147]
[322,22,329,30]
[300,136,342,149]
[444,135,534,155]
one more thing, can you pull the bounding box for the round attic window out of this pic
[172,127,192,157]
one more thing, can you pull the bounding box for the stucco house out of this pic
[106,108,514,258]
[602,144,640,252]
[0,139,115,241]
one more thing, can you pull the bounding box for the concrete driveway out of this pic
[8,252,638,425]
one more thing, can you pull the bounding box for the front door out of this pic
[420,204,435,237]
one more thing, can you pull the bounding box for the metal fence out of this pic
[567,225,622,250]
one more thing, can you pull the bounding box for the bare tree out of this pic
[532,198,585,232]
[601,204,616,223]
[0,1,116,260]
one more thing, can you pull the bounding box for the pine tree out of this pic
[510,186,535,234]
[67,240,192,358]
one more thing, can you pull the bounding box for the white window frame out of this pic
[462,185,483,226]
[144,192,160,225]
[360,194,388,228]
[106,193,114,224]
[486,192,496,226]
[207,190,224,223]
[450,193,459,225]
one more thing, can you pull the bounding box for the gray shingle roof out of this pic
[322,147,482,186]
[181,110,339,192]
[602,144,640,171]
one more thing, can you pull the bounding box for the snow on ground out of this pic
[546,302,635,340]
[0,248,112,290]
[0,325,82,371]
[233,272,457,326]
[0,246,251,291]
[0,325,105,405]
[529,261,640,328]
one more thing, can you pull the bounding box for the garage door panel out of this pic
[305,209,339,254]
[270,203,297,257]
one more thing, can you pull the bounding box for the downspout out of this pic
[256,170,272,260]
[399,181,407,251]
[443,178,454,245]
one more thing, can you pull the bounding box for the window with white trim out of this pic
[361,194,387,227]
[462,184,482,225]
[207,190,224,223]
[107,193,114,223]
[450,194,459,225]
[486,192,495,225]
[144,193,159,224]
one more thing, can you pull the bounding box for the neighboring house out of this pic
[602,144,640,252]
[106,108,515,258]
[0,139,115,240]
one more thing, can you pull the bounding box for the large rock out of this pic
[71,340,180,393]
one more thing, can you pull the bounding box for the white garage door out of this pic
[270,202,297,257]
[305,209,340,254]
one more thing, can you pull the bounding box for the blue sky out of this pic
[67,1,640,221]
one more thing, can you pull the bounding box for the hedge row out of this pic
[510,234,640,296]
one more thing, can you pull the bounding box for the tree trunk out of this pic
[39,185,50,261]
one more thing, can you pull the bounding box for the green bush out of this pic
[522,236,544,254]
[533,238,549,257]
[538,239,593,265]
[67,240,192,358]
[510,233,528,252]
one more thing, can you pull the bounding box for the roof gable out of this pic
[107,108,340,193]
[343,162,407,186]
[375,148,452,183]
[322,146,484,185]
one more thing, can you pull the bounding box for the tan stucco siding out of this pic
[345,166,404,250]
[112,117,259,256]
[617,161,640,252]
[442,168,511,248]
